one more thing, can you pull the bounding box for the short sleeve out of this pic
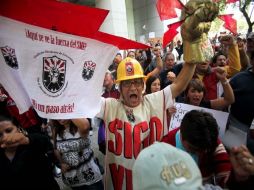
[96,97,106,119]
[163,85,174,109]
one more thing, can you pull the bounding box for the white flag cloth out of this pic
[0,16,119,119]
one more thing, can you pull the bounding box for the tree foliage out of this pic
[215,0,253,34]
[239,0,254,34]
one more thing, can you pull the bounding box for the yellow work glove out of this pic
[181,0,219,64]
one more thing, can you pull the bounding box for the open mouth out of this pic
[130,94,138,100]
[192,97,200,104]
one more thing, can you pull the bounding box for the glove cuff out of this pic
[183,34,214,64]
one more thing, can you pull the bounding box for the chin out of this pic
[191,101,200,106]
[128,100,141,107]
[129,103,139,108]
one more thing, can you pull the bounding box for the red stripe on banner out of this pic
[218,14,237,35]
[156,0,184,21]
[94,32,150,50]
[226,0,239,3]
[163,21,183,48]
[0,0,149,50]
[0,0,108,36]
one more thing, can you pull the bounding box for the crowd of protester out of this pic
[1,10,254,190]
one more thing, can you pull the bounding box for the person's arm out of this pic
[50,125,71,173]
[0,129,29,148]
[54,149,71,173]
[0,129,54,155]
[239,47,251,71]
[146,56,163,79]
[213,141,232,187]
[170,62,196,99]
[229,145,254,181]
[220,35,241,78]
[71,118,90,137]
[210,67,235,110]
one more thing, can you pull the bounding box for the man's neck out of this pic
[105,84,114,92]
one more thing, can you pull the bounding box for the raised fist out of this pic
[167,71,176,82]
[181,0,219,64]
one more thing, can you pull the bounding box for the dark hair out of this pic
[162,52,175,63]
[145,76,161,94]
[0,115,13,123]
[0,114,19,127]
[116,53,122,57]
[184,79,206,103]
[212,51,227,64]
[180,110,219,155]
[136,49,143,54]
[52,120,78,139]
[127,51,135,57]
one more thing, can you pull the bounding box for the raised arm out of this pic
[238,41,251,71]
[171,0,218,99]
[170,62,196,99]
[71,118,90,137]
[220,35,241,78]
[210,67,235,110]
[181,0,219,64]
[146,55,163,78]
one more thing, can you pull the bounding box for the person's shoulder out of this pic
[230,68,253,81]
[143,90,167,105]
[144,90,163,99]
[105,97,121,107]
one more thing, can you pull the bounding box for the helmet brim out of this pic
[115,75,147,83]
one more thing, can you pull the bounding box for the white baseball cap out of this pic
[133,142,204,190]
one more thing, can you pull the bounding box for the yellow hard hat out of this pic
[115,57,146,83]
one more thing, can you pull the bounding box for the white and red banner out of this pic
[0,16,118,119]
[169,103,229,139]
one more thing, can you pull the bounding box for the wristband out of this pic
[221,80,229,85]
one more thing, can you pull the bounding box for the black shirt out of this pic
[0,133,60,190]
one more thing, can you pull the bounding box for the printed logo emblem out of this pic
[82,61,96,81]
[125,62,134,76]
[42,56,66,93]
[0,46,18,69]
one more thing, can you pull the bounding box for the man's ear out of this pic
[119,83,123,93]
[142,82,146,94]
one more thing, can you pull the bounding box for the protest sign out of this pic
[169,103,229,138]
[0,16,118,119]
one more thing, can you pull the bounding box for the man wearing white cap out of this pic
[133,142,222,190]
